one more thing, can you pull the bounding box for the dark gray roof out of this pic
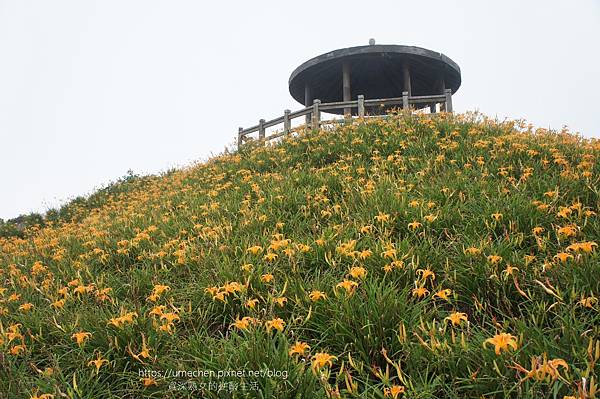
[289,44,461,106]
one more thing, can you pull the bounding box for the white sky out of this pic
[1,0,599,220]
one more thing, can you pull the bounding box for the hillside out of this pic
[1,111,599,398]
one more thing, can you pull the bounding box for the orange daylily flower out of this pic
[72,331,92,346]
[265,318,285,332]
[311,352,337,372]
[484,333,518,355]
[288,341,310,357]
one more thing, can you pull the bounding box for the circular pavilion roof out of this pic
[289,44,461,108]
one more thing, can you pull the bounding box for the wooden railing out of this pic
[237,89,453,148]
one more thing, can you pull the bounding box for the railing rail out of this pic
[238,89,453,148]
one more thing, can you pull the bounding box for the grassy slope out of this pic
[1,112,599,398]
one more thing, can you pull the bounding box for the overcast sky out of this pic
[1,0,599,220]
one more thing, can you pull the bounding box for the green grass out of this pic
[0,111,599,398]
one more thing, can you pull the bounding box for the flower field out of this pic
[1,111,599,398]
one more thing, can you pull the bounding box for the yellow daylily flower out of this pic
[335,280,358,295]
[375,213,390,223]
[484,333,518,355]
[383,385,406,398]
[10,344,26,355]
[309,290,327,302]
[491,213,503,221]
[445,312,468,326]
[246,245,263,255]
[434,289,452,301]
[72,331,92,346]
[349,266,367,279]
[288,341,310,357]
[487,255,503,265]
[273,296,288,307]
[160,313,180,324]
[412,286,429,299]
[465,247,481,256]
[263,252,278,262]
[554,252,573,263]
[232,316,257,331]
[416,268,436,281]
[141,377,158,387]
[246,298,259,309]
[311,352,337,372]
[88,354,109,373]
[408,221,422,230]
[19,303,34,312]
[265,318,285,333]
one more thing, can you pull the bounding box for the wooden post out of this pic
[238,127,243,149]
[283,109,291,134]
[429,104,436,114]
[444,89,453,113]
[357,95,365,118]
[342,62,351,118]
[312,99,321,130]
[402,91,409,110]
[258,119,265,144]
[402,61,412,96]
[304,85,312,126]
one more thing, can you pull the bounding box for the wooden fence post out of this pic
[283,109,291,135]
[444,89,453,113]
[258,119,265,144]
[357,95,365,118]
[238,127,243,149]
[402,91,409,110]
[312,99,321,130]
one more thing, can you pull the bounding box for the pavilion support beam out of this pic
[342,62,351,118]
[402,61,412,97]
[438,77,447,111]
[304,84,312,126]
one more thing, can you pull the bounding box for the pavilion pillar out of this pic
[304,84,312,126]
[402,61,412,97]
[342,62,351,118]
[438,77,447,111]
